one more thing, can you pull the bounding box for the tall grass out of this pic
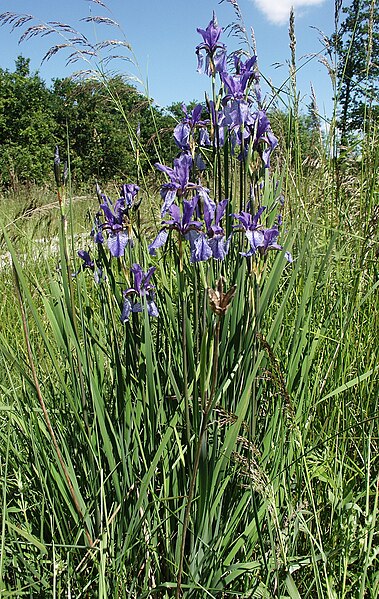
[1,2,378,598]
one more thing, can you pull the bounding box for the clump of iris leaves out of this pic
[82,14,292,324]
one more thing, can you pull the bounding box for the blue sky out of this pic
[0,0,337,120]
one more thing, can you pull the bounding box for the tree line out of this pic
[2,0,378,190]
[331,0,379,147]
[0,56,179,189]
[0,56,316,190]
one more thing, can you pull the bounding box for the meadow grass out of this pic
[0,4,379,599]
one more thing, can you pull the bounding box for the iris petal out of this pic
[108,231,129,258]
[191,234,212,262]
[148,229,169,256]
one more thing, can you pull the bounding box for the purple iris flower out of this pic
[232,206,266,257]
[196,13,227,76]
[119,183,140,209]
[204,199,230,259]
[174,123,191,152]
[197,186,217,216]
[259,227,293,262]
[121,264,158,323]
[155,154,215,217]
[191,199,231,262]
[221,59,258,131]
[164,199,203,235]
[77,249,94,270]
[233,207,292,261]
[222,69,254,101]
[247,110,278,168]
[148,196,203,256]
[93,183,140,258]
[199,127,211,147]
[173,103,209,152]
[233,55,257,75]
[208,234,231,260]
[264,218,293,262]
[233,54,261,103]
[260,227,283,253]
[223,98,252,132]
[97,195,133,258]
[191,234,213,262]
[155,153,196,216]
[75,250,103,282]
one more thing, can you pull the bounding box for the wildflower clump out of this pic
[147,12,291,269]
[75,12,292,328]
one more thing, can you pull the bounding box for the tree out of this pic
[0,58,179,189]
[332,0,379,144]
[51,76,177,185]
[0,56,56,187]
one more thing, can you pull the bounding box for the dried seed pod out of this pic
[207,276,236,316]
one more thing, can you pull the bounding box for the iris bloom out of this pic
[148,196,203,256]
[173,103,209,152]
[232,207,292,261]
[232,206,266,257]
[205,199,231,259]
[257,227,293,262]
[75,249,103,282]
[121,264,158,323]
[233,54,261,103]
[93,184,140,258]
[156,154,215,217]
[77,249,94,270]
[196,13,227,76]
[260,227,283,253]
[246,111,278,168]
[233,55,258,76]
[95,195,132,258]
[191,199,231,262]
[223,96,252,132]
[222,65,256,103]
[155,153,195,216]
[221,58,258,130]
[119,183,140,210]
[219,59,275,167]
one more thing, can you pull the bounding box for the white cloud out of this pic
[252,0,326,26]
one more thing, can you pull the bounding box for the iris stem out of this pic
[251,268,261,439]
[179,236,191,446]
[211,75,223,204]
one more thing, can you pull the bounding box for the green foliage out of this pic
[332,0,379,142]
[0,57,56,187]
[1,145,378,596]
[0,58,178,190]
[52,76,177,185]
